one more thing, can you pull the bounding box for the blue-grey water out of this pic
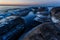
[0,6,53,13]
[0,6,31,10]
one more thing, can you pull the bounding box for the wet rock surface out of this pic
[20,22,60,40]
[0,7,60,40]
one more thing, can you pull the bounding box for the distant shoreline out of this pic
[0,4,36,6]
[0,4,59,7]
[0,5,31,6]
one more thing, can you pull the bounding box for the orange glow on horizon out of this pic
[0,1,41,5]
[0,2,24,4]
[0,1,52,5]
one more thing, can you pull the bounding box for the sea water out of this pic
[0,6,31,11]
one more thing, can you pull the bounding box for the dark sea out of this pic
[0,6,31,11]
[0,6,53,12]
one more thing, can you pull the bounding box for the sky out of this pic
[0,0,60,5]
